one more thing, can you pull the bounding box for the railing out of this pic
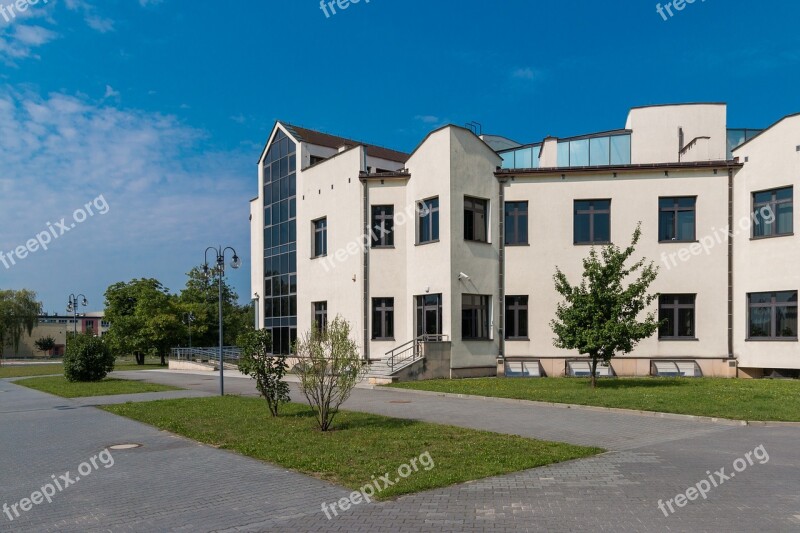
[170,347,241,364]
[385,334,449,373]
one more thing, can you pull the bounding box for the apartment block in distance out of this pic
[250,103,798,381]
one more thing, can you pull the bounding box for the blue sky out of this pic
[1,0,799,312]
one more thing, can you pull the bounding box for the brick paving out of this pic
[2,371,799,532]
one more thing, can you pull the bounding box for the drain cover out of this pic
[109,443,142,450]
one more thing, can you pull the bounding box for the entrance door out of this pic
[416,294,443,340]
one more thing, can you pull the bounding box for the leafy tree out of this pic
[550,225,660,388]
[295,316,366,431]
[237,329,289,416]
[104,279,182,365]
[0,289,43,358]
[64,333,114,382]
[34,336,57,357]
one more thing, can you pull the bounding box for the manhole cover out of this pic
[109,444,142,450]
[389,400,412,404]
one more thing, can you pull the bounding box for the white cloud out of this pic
[104,85,120,98]
[511,67,537,80]
[414,115,440,124]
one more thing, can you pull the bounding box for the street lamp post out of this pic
[66,293,88,337]
[203,246,241,396]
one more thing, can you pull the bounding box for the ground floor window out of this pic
[462,294,490,340]
[748,291,798,340]
[313,301,328,333]
[659,294,696,339]
[505,295,528,339]
[372,298,394,340]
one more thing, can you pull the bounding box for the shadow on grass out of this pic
[335,413,421,432]
[592,378,691,390]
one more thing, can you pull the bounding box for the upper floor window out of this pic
[505,296,529,340]
[659,294,696,339]
[371,298,395,340]
[748,291,798,340]
[753,187,793,238]
[313,301,328,333]
[313,218,327,257]
[659,197,696,242]
[462,294,490,340]
[574,199,611,245]
[418,197,440,244]
[504,201,528,245]
[464,196,488,242]
[371,205,395,248]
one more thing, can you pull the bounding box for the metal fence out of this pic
[170,347,241,364]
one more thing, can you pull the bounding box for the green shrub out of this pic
[64,334,115,382]
[237,329,289,416]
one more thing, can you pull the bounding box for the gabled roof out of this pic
[281,122,410,164]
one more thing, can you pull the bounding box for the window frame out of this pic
[312,217,327,258]
[573,199,612,245]
[462,294,491,341]
[747,291,798,341]
[504,201,529,246]
[658,294,698,340]
[417,196,440,245]
[504,295,529,340]
[464,196,489,243]
[370,205,395,248]
[658,196,697,243]
[371,297,395,341]
[751,186,793,239]
[313,301,328,333]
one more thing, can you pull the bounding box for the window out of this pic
[371,206,394,247]
[372,298,394,340]
[556,133,631,168]
[659,197,696,242]
[753,187,793,238]
[313,301,328,333]
[504,201,528,245]
[659,295,696,339]
[313,218,327,257]
[748,291,798,340]
[464,196,488,242]
[505,296,528,339]
[574,200,611,244]
[418,197,439,244]
[462,294,490,340]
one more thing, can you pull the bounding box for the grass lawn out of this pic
[0,364,64,378]
[15,376,181,398]
[103,397,601,499]
[389,377,800,422]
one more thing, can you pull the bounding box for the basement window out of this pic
[567,361,615,378]
[505,360,542,378]
[651,360,702,377]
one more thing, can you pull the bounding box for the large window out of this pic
[659,197,696,242]
[753,187,793,238]
[418,197,440,244]
[557,133,631,168]
[372,298,394,340]
[462,294,490,340]
[464,196,488,242]
[371,205,394,248]
[748,291,798,340]
[313,301,328,333]
[262,129,297,355]
[505,296,528,340]
[659,294,696,339]
[574,200,611,244]
[504,201,528,245]
[313,218,327,257]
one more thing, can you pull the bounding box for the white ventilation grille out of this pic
[567,361,615,377]
[652,360,702,377]
[505,360,542,378]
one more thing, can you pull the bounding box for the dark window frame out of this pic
[752,186,793,239]
[313,301,328,333]
[505,295,529,340]
[747,291,798,340]
[417,197,440,245]
[371,205,395,248]
[371,297,395,340]
[464,196,489,243]
[462,294,491,341]
[659,294,698,340]
[573,199,612,245]
[312,217,327,258]
[659,196,697,242]
[504,201,529,245]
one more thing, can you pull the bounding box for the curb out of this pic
[372,386,800,428]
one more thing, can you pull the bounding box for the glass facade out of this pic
[727,128,762,159]
[499,144,541,170]
[558,133,631,168]
[263,129,297,355]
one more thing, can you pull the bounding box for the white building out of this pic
[250,104,798,380]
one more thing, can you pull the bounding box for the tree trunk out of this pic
[160,352,166,366]
[590,355,598,389]
[135,352,145,365]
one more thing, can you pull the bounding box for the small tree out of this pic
[551,224,660,388]
[64,333,115,382]
[295,316,366,431]
[237,329,289,417]
[34,336,57,357]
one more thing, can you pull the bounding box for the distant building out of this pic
[250,104,798,380]
[1,312,109,359]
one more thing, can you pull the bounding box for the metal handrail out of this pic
[171,347,241,363]
[385,334,449,372]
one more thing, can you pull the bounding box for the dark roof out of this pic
[282,122,410,163]
[629,102,726,110]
